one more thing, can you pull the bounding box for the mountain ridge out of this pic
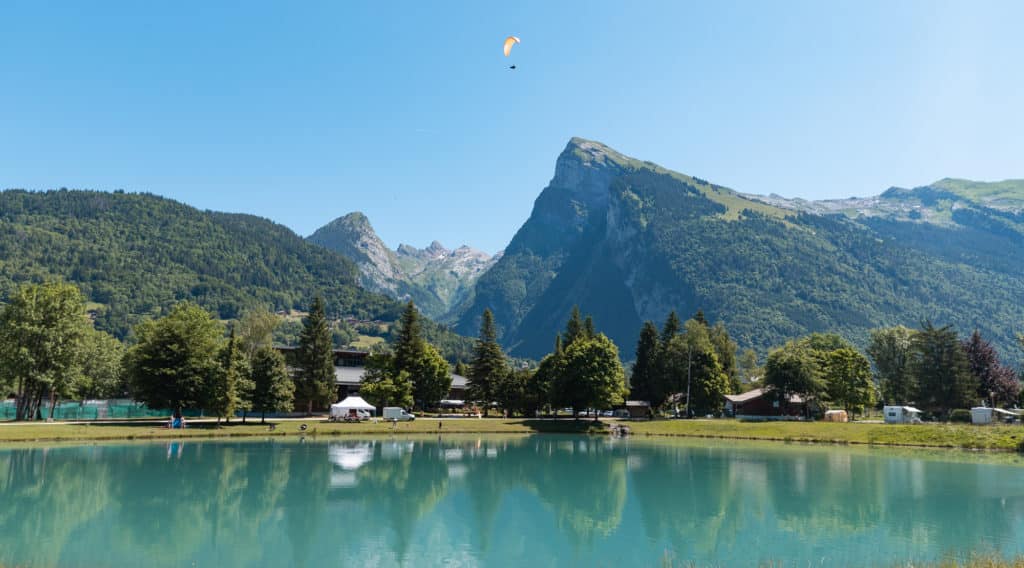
[307,212,498,320]
[456,138,1024,362]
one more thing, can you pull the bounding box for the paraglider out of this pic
[504,35,519,69]
[503,35,520,57]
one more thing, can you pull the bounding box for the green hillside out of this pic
[457,139,1024,363]
[0,189,401,338]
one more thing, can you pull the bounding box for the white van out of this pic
[383,407,415,421]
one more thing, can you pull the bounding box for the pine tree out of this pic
[912,321,977,416]
[393,301,425,375]
[660,311,681,345]
[469,308,507,415]
[250,346,294,423]
[563,306,585,347]
[867,326,917,405]
[693,309,708,327]
[296,296,335,415]
[630,321,660,406]
[583,315,596,339]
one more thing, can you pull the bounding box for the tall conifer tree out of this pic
[296,296,335,415]
[469,308,506,415]
[630,321,660,405]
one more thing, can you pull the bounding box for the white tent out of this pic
[330,396,376,419]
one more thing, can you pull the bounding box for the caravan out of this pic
[883,406,922,424]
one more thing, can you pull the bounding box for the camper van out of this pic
[383,407,415,422]
[883,405,922,424]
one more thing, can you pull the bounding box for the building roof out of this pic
[724,387,804,404]
[332,366,467,388]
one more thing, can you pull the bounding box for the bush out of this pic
[949,409,971,423]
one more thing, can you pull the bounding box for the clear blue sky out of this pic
[2,1,1022,253]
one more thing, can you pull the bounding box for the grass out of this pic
[628,419,1024,451]
[0,416,1021,452]
[0,417,607,444]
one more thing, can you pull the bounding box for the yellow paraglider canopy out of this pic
[503,36,520,57]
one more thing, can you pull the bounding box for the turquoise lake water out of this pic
[2,435,1024,567]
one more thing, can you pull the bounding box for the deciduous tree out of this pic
[124,302,223,414]
[0,282,90,420]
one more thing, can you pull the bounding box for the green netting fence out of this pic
[0,399,206,421]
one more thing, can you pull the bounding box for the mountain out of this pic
[308,213,498,320]
[456,138,1024,362]
[0,190,403,339]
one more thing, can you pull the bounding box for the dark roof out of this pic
[724,387,804,404]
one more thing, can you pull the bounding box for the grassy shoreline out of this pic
[0,417,1022,451]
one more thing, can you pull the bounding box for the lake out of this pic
[1,435,1023,567]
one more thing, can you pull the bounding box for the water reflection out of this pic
[1,437,1023,567]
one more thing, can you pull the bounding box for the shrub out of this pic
[949,409,971,423]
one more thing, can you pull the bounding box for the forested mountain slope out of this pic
[456,138,1024,361]
[0,189,400,338]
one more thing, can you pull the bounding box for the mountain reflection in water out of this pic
[1,436,1023,567]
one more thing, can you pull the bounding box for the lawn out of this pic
[0,417,605,444]
[628,419,1024,451]
[0,417,1021,451]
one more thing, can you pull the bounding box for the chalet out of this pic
[723,387,807,418]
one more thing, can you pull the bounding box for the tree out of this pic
[765,341,823,414]
[709,322,739,393]
[823,348,875,416]
[0,282,90,420]
[124,302,224,414]
[737,348,762,386]
[393,301,425,374]
[77,328,126,400]
[552,334,626,420]
[296,296,335,415]
[663,320,731,416]
[867,326,917,405]
[208,327,247,424]
[962,330,1020,407]
[563,306,586,347]
[454,361,470,377]
[469,309,507,415]
[359,353,414,409]
[530,336,564,417]
[660,311,681,345]
[911,321,977,417]
[412,343,452,409]
[629,321,661,406]
[495,368,536,417]
[236,309,280,358]
[250,346,294,423]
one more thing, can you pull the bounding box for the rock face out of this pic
[308,213,403,294]
[308,214,498,320]
[456,137,1024,361]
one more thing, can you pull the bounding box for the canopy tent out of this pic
[330,396,376,418]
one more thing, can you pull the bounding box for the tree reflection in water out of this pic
[2,437,1024,567]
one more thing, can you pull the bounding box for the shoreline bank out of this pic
[0,418,1021,452]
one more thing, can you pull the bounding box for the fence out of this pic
[0,399,205,421]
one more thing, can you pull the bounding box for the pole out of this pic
[685,343,692,419]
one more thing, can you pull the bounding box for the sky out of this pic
[2,1,1023,253]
